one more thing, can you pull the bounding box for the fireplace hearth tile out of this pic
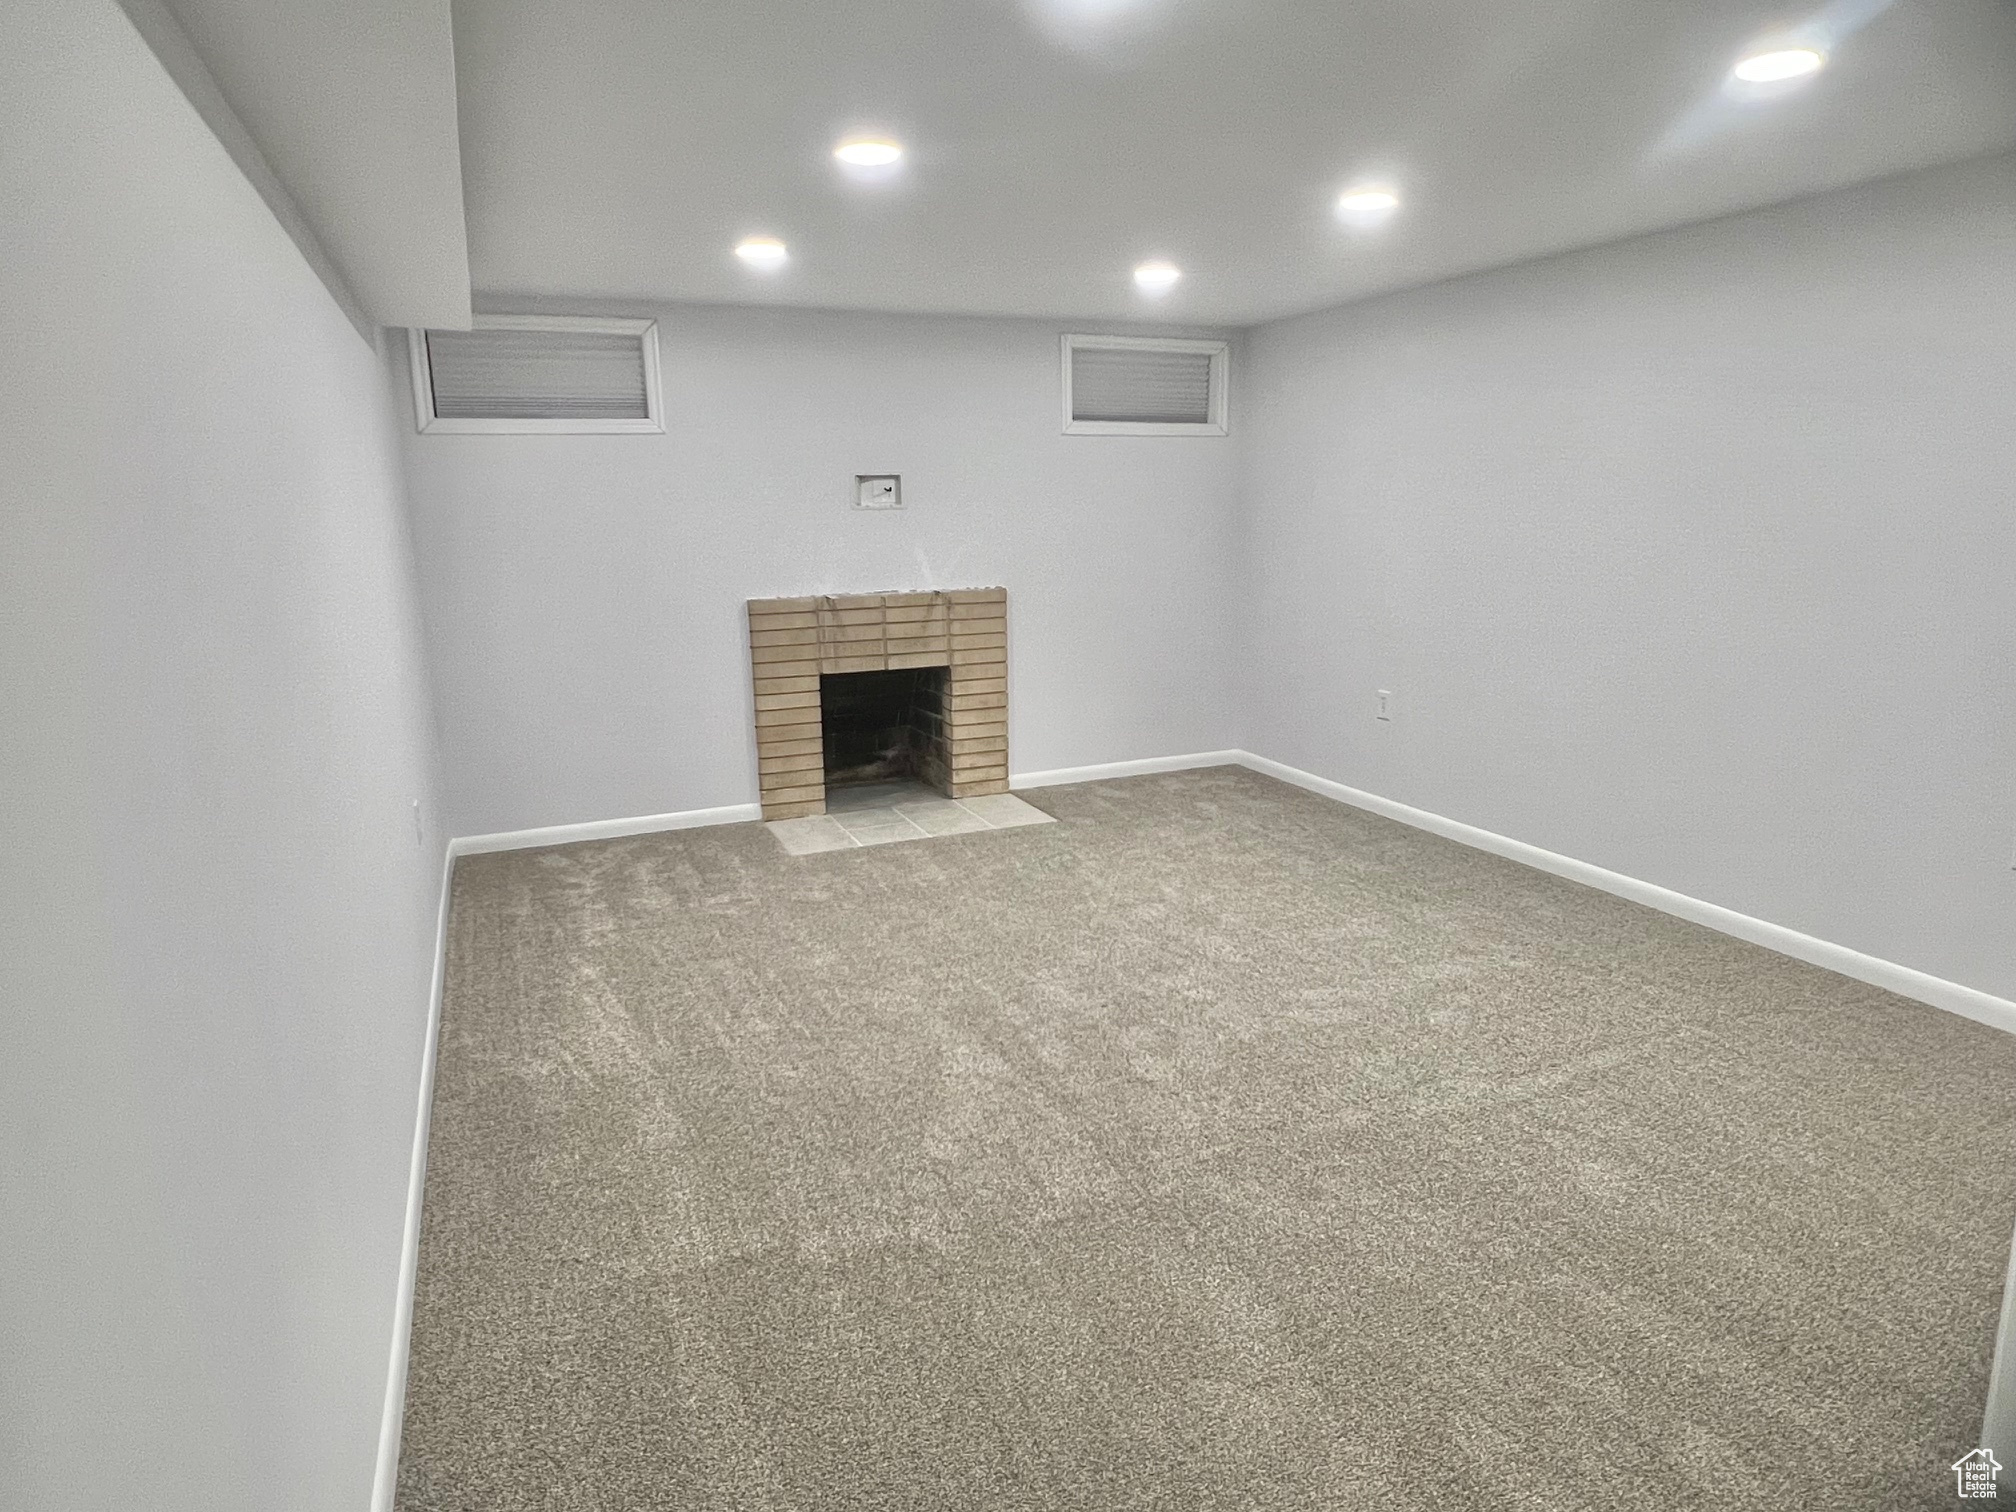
[825,780,933,813]
[765,815,856,856]
[832,805,924,835]
[953,792,1055,829]
[834,822,927,846]
[763,791,1054,854]
[894,800,992,837]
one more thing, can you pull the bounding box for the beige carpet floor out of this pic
[397,766,2016,1510]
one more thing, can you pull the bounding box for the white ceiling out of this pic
[157,0,470,327]
[452,0,2016,326]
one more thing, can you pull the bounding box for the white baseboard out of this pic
[451,802,762,857]
[1011,750,1245,790]
[1235,751,2016,1038]
[370,843,454,1512]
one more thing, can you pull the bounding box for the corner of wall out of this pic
[113,0,376,344]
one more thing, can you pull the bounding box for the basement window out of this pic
[1062,333,1228,436]
[407,315,664,434]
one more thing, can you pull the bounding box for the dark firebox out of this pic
[820,667,949,791]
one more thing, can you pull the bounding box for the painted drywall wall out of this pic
[0,4,443,1509]
[1238,151,2016,1003]
[405,303,1242,837]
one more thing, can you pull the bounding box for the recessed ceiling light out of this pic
[735,236,789,270]
[1335,185,1401,226]
[1731,46,1824,83]
[834,138,903,167]
[1133,260,1181,294]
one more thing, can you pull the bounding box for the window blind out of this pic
[425,327,650,421]
[1069,344,1215,425]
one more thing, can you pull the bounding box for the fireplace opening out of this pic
[820,667,949,792]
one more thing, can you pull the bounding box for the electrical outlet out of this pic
[1376,689,1393,722]
[855,474,901,510]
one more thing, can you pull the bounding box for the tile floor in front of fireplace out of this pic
[766,779,1055,854]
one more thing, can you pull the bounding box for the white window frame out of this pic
[1061,333,1229,437]
[407,314,665,435]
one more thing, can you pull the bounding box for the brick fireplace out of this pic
[747,589,1009,820]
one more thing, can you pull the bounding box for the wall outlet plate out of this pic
[855,474,902,510]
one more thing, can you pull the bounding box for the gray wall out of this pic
[0,3,444,1508]
[405,304,1243,837]
[1239,152,2016,1002]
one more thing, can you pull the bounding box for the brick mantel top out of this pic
[748,588,1008,820]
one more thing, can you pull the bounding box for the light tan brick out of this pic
[887,650,952,670]
[820,653,886,674]
[947,672,1006,694]
[755,690,819,712]
[756,734,823,759]
[750,644,818,669]
[753,673,818,695]
[750,626,817,648]
[761,797,825,820]
[947,776,1010,798]
[947,712,1007,734]
[820,621,887,643]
